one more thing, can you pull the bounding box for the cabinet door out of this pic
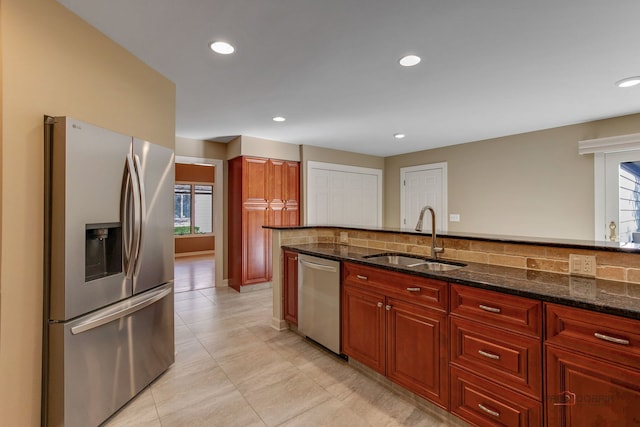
[243,157,269,203]
[269,159,286,204]
[284,161,300,204]
[243,204,270,284]
[342,285,385,374]
[386,298,448,409]
[283,250,298,325]
[546,345,640,427]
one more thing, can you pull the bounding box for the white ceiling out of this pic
[57,0,640,157]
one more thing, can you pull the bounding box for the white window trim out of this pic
[578,133,640,239]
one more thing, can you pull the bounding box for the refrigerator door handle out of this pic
[121,155,138,276]
[70,284,172,335]
[127,153,143,277]
[132,154,146,275]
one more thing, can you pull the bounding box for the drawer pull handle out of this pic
[377,302,383,308]
[356,275,368,280]
[479,304,501,313]
[594,332,630,346]
[406,287,421,292]
[478,403,500,418]
[478,350,501,360]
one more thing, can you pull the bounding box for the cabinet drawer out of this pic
[451,366,542,427]
[450,317,542,399]
[545,303,640,368]
[343,262,447,310]
[450,285,541,337]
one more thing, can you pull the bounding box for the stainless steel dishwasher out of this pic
[298,254,341,354]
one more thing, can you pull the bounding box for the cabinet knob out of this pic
[385,305,392,311]
[377,302,383,308]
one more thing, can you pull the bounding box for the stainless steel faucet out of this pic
[415,206,444,259]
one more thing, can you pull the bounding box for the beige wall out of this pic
[385,113,640,240]
[0,0,176,424]
[231,135,301,161]
[175,136,227,160]
[301,145,385,224]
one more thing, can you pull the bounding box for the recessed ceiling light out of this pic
[273,116,286,122]
[616,76,640,88]
[399,55,421,67]
[209,41,235,55]
[394,133,406,139]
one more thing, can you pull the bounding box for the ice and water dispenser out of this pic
[85,223,122,282]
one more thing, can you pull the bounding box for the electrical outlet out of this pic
[449,213,461,222]
[339,231,349,244]
[569,254,596,277]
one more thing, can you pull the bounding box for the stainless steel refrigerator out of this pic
[43,116,175,427]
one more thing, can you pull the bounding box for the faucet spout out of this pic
[415,205,444,259]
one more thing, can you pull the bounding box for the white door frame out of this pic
[579,133,640,240]
[175,155,225,287]
[306,161,383,226]
[400,162,448,232]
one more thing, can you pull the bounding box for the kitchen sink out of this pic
[363,253,466,271]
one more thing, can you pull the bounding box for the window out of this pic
[174,183,213,235]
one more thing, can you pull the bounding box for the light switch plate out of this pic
[339,231,349,244]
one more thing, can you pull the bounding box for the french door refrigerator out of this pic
[43,116,175,427]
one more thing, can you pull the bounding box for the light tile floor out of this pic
[104,287,468,426]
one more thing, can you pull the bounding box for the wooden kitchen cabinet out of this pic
[450,365,542,427]
[545,303,640,427]
[341,262,449,408]
[229,156,299,291]
[386,297,448,408]
[283,250,299,325]
[269,159,300,226]
[342,284,386,374]
[449,285,543,426]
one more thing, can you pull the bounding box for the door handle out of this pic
[594,332,630,345]
[71,284,172,334]
[478,349,501,360]
[477,403,500,418]
[479,304,501,313]
[300,259,338,272]
[132,154,146,275]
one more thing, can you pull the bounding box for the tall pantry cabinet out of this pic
[228,156,300,291]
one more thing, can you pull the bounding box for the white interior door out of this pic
[400,163,447,232]
[307,161,382,227]
[600,150,640,242]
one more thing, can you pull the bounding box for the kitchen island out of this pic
[267,226,640,427]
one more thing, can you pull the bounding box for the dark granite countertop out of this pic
[283,243,640,321]
[267,225,640,253]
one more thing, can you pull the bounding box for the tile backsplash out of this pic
[277,227,640,284]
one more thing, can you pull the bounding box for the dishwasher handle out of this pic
[300,258,338,273]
